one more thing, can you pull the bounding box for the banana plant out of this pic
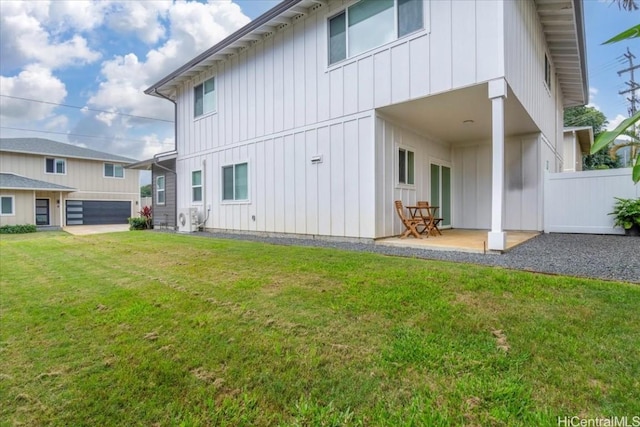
[591,24,640,183]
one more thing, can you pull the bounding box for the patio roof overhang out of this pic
[377,83,540,145]
[564,126,594,153]
[534,0,588,107]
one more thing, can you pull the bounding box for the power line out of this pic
[0,94,174,123]
[0,126,172,145]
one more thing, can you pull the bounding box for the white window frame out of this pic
[194,77,216,118]
[397,146,415,187]
[327,0,426,66]
[0,195,15,216]
[45,158,66,175]
[192,170,203,203]
[104,163,125,179]
[221,161,250,203]
[156,176,166,206]
[544,53,552,92]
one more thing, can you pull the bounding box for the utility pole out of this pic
[618,47,640,116]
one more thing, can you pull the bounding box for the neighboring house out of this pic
[145,0,587,250]
[128,151,177,228]
[562,126,593,172]
[0,138,140,227]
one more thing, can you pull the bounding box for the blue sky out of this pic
[0,0,637,162]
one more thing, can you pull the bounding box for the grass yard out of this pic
[1,231,639,426]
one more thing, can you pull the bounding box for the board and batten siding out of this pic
[0,191,33,226]
[176,0,506,159]
[173,0,510,237]
[504,0,563,149]
[375,115,452,238]
[152,160,176,228]
[176,114,376,239]
[452,135,542,231]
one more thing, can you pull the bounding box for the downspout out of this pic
[153,88,178,228]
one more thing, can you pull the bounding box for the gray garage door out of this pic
[66,200,131,225]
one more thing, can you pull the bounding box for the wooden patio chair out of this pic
[394,200,426,239]
[416,201,443,236]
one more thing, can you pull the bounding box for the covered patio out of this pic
[376,229,539,254]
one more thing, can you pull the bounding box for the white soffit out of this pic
[535,0,588,107]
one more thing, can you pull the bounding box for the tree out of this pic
[563,106,618,169]
[140,184,152,197]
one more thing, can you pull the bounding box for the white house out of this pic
[145,0,588,250]
[562,126,593,172]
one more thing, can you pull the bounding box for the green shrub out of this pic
[609,197,640,230]
[0,224,37,234]
[128,217,147,231]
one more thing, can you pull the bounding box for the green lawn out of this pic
[1,231,638,426]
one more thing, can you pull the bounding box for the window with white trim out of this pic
[222,162,248,201]
[192,170,202,203]
[328,0,424,65]
[194,77,216,117]
[45,158,66,174]
[104,163,124,178]
[398,148,415,185]
[0,196,14,215]
[544,54,552,91]
[156,176,165,205]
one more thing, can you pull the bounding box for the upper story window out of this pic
[398,147,415,185]
[194,77,216,117]
[328,0,424,65]
[222,162,248,202]
[104,163,124,178]
[45,158,66,174]
[192,170,202,203]
[156,176,165,205]
[544,54,552,91]
[0,196,14,216]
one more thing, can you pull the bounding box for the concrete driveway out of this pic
[63,224,130,235]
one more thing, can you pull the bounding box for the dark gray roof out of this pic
[0,138,137,163]
[0,173,76,191]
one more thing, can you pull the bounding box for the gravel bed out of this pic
[191,231,640,284]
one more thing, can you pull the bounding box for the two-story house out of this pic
[145,0,587,250]
[0,138,139,227]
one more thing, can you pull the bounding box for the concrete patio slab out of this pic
[376,229,539,253]
[63,224,130,235]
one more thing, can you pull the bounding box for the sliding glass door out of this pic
[430,163,451,227]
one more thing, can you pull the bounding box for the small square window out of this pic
[104,163,124,178]
[194,77,216,117]
[222,162,248,201]
[0,196,14,215]
[45,158,66,174]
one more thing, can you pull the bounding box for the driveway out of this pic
[63,224,130,235]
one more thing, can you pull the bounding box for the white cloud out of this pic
[607,114,627,131]
[0,1,101,70]
[106,1,172,44]
[0,65,67,122]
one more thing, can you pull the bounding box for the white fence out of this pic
[544,168,638,234]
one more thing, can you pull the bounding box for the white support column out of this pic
[59,192,64,227]
[488,79,507,251]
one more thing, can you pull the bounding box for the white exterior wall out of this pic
[177,113,376,238]
[452,135,542,231]
[504,0,563,151]
[563,133,583,172]
[173,0,508,238]
[375,115,451,238]
[0,191,33,226]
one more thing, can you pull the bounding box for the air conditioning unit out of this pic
[177,207,199,232]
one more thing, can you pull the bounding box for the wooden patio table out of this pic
[406,205,440,237]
